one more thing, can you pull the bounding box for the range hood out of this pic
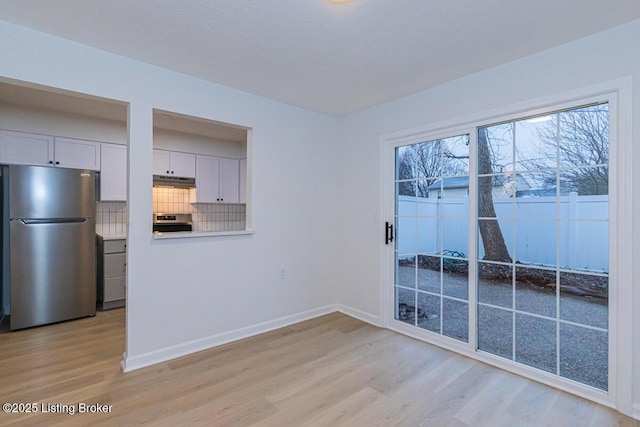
[152,175,196,188]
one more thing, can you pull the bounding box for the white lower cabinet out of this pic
[97,237,126,310]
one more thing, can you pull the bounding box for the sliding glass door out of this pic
[391,102,610,391]
[394,134,471,342]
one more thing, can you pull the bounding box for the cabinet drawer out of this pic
[104,239,126,254]
[104,253,126,278]
[104,277,126,302]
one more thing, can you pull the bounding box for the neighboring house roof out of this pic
[427,176,470,190]
[427,175,529,190]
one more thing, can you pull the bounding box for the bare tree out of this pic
[522,105,609,195]
[397,137,469,197]
[478,127,512,262]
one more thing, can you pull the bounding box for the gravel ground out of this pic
[395,266,608,390]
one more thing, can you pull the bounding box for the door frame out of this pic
[379,78,633,416]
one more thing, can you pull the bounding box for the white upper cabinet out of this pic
[54,137,101,170]
[0,131,100,170]
[100,143,127,201]
[220,157,240,204]
[152,150,170,176]
[153,149,195,178]
[239,158,247,203]
[195,154,221,203]
[0,130,54,166]
[195,155,241,203]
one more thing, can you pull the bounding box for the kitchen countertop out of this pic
[96,232,127,241]
[152,229,254,240]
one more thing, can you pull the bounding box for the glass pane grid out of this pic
[476,102,609,391]
[394,134,470,343]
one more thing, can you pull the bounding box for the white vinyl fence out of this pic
[397,193,608,273]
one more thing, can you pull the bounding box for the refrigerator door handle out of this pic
[19,218,90,225]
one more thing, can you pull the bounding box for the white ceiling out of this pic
[1,1,640,116]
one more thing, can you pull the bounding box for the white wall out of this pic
[0,20,341,367]
[338,20,640,416]
[153,128,245,159]
[2,15,638,418]
[0,103,127,144]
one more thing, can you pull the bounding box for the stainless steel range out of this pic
[152,213,193,233]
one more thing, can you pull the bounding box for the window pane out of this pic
[515,266,556,318]
[559,166,608,197]
[515,314,556,374]
[479,124,513,175]
[478,261,512,308]
[395,254,416,288]
[558,220,608,273]
[443,216,468,257]
[560,323,607,390]
[396,216,417,254]
[514,114,558,172]
[514,173,558,214]
[478,219,513,260]
[442,135,470,176]
[417,292,440,333]
[559,272,608,329]
[396,287,416,326]
[396,145,416,181]
[417,255,440,294]
[443,266,468,300]
[417,216,439,255]
[557,104,609,169]
[514,220,556,267]
[414,140,442,180]
[443,298,468,342]
[478,305,513,359]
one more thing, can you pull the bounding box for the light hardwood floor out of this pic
[0,309,637,426]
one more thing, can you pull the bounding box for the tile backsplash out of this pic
[191,203,246,232]
[96,201,128,235]
[97,188,246,234]
[152,187,246,232]
[152,187,192,214]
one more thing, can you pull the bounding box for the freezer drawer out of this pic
[8,165,95,219]
[9,218,96,330]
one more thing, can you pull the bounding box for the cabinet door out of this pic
[104,252,126,278]
[170,151,196,178]
[153,149,171,176]
[104,277,126,302]
[195,155,220,203]
[239,158,247,203]
[54,137,101,170]
[0,130,54,166]
[220,158,240,203]
[100,143,127,201]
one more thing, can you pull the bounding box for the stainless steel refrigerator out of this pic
[2,165,96,330]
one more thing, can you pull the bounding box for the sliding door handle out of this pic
[385,221,394,245]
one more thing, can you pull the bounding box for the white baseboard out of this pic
[336,304,381,327]
[633,403,640,420]
[122,304,337,372]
